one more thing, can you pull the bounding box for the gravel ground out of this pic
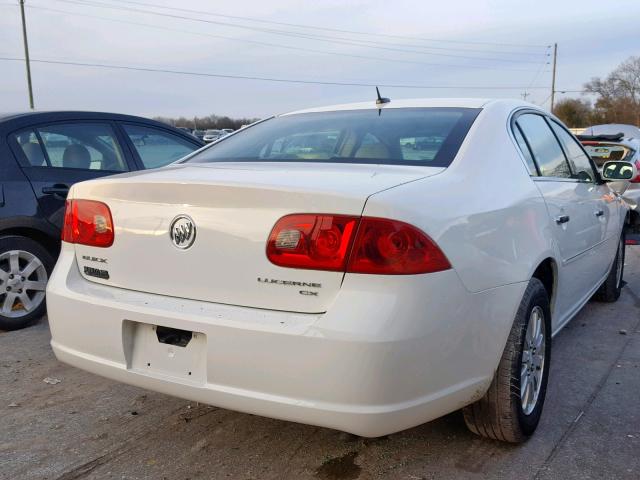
[1,248,639,480]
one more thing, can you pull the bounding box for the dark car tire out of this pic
[593,234,625,303]
[463,278,551,443]
[0,235,54,331]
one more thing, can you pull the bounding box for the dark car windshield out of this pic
[185,108,480,167]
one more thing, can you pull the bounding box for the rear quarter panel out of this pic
[362,102,556,294]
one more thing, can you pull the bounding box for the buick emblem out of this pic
[170,215,196,249]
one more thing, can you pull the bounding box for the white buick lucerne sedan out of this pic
[47,98,635,443]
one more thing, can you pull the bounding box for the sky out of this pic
[0,0,639,120]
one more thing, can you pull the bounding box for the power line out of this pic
[0,56,556,90]
[108,0,549,50]
[50,0,547,64]
[28,4,545,73]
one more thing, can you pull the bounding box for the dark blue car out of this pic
[0,111,204,330]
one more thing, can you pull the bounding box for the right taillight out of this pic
[266,214,450,275]
[347,217,451,274]
[62,199,114,247]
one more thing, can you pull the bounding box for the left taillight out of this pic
[62,199,114,247]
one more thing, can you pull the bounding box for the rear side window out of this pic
[516,114,571,178]
[123,124,198,168]
[512,125,538,175]
[14,131,46,166]
[549,121,596,182]
[14,123,128,171]
[187,108,481,167]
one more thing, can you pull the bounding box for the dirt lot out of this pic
[2,249,639,480]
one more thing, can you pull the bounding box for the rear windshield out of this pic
[582,143,634,166]
[185,108,480,167]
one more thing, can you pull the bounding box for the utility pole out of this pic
[19,0,34,110]
[521,92,530,101]
[550,43,558,113]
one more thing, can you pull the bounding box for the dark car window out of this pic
[15,123,127,171]
[516,114,572,179]
[186,108,481,167]
[122,124,199,168]
[512,125,538,175]
[549,121,596,183]
[14,131,46,166]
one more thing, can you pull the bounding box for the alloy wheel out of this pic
[0,250,48,318]
[521,305,546,416]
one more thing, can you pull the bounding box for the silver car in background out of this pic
[577,124,640,244]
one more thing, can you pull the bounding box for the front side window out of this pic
[186,108,481,167]
[14,123,127,171]
[123,124,198,168]
[549,121,596,182]
[516,114,571,179]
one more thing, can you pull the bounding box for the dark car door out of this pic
[9,121,134,230]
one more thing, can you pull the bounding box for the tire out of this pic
[0,235,55,331]
[463,277,551,443]
[593,234,625,302]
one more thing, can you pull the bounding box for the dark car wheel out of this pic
[463,278,552,442]
[0,235,54,331]
[593,234,625,302]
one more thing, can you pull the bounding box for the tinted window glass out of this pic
[512,125,538,175]
[187,108,481,167]
[27,123,127,171]
[14,130,46,166]
[516,114,571,178]
[123,125,197,168]
[550,121,596,182]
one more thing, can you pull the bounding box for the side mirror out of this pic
[602,161,637,195]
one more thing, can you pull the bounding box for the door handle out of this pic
[42,185,70,197]
[555,215,570,224]
[594,209,604,217]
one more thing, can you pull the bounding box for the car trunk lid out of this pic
[70,162,442,313]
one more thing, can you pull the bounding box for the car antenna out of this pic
[376,86,390,116]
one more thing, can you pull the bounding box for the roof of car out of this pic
[0,111,204,145]
[582,124,640,139]
[280,98,527,116]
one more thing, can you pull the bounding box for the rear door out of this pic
[514,112,608,325]
[10,122,133,230]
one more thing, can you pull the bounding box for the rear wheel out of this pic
[463,278,551,442]
[593,234,625,302]
[0,236,54,331]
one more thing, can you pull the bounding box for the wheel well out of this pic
[0,227,60,258]
[532,258,556,311]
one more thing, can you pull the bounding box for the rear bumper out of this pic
[47,244,527,437]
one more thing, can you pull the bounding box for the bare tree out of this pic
[584,56,640,125]
[553,98,593,127]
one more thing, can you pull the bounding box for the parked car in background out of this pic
[202,129,223,143]
[222,128,235,135]
[191,129,205,141]
[577,125,640,244]
[0,111,203,330]
[48,98,634,443]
